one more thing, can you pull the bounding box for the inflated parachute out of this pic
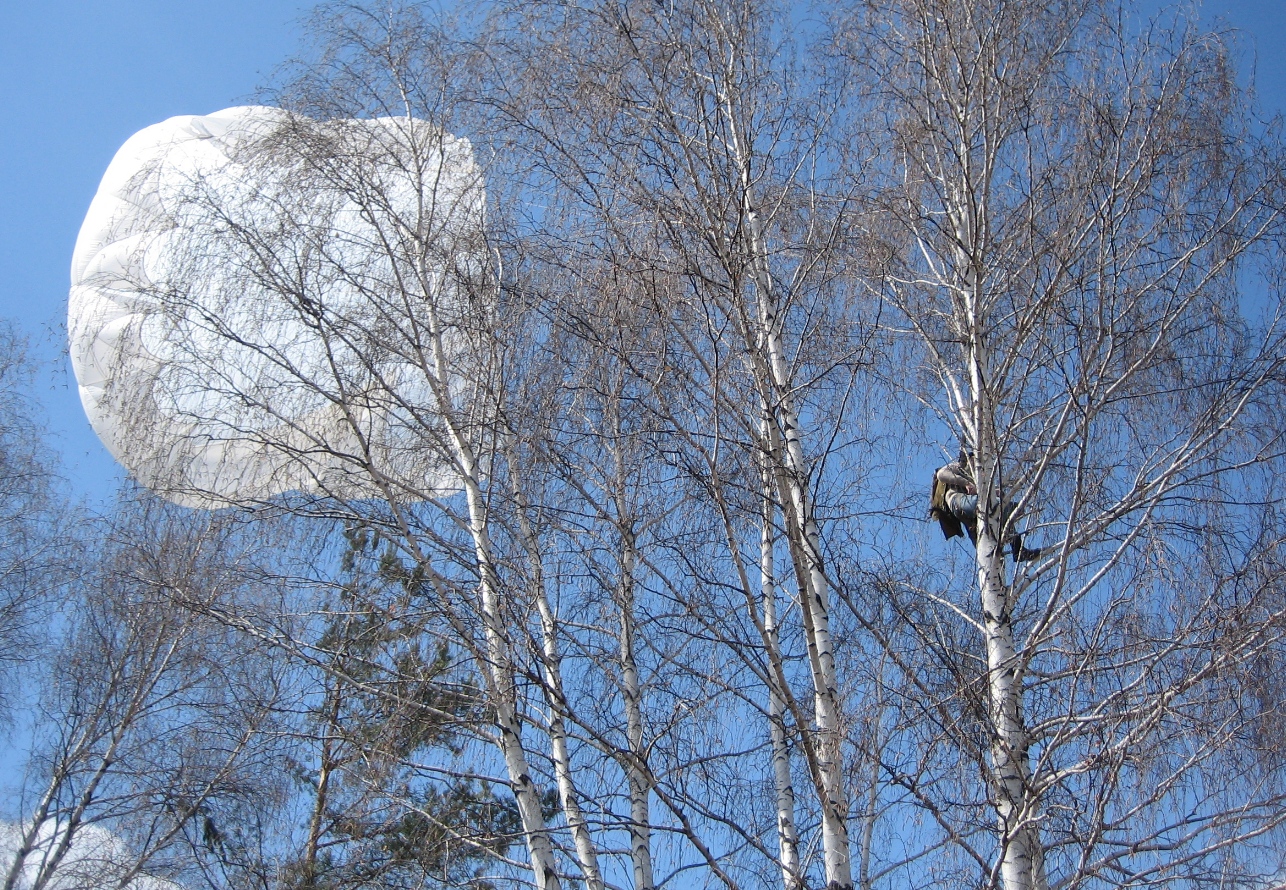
[69,107,483,507]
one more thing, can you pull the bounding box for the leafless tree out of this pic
[91,2,936,887]
[837,0,1286,887]
[467,2,882,887]
[3,496,290,890]
[0,322,68,727]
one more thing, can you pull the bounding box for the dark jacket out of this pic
[929,460,976,543]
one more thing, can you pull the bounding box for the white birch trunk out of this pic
[9,632,180,890]
[302,678,341,884]
[3,767,66,890]
[743,198,852,889]
[458,456,562,890]
[27,752,113,890]
[534,590,604,890]
[968,331,1046,890]
[510,470,604,890]
[604,402,654,890]
[425,296,561,890]
[617,523,655,890]
[976,507,1045,890]
[761,460,802,890]
[28,711,143,890]
[712,50,850,890]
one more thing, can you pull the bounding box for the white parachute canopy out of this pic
[70,107,484,507]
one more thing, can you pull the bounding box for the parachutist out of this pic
[928,449,1040,562]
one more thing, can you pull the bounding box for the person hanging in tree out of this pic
[929,448,1040,562]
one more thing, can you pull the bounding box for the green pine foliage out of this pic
[279,527,519,890]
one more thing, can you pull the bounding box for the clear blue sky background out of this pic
[0,0,1283,503]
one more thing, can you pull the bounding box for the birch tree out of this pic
[0,322,67,726]
[93,13,599,884]
[3,497,288,890]
[840,1,1286,887]
[106,1,881,884]
[473,1,879,886]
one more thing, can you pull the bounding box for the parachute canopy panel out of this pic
[69,107,483,507]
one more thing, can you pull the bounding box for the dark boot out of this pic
[1010,534,1041,563]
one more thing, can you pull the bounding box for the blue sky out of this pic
[0,0,1284,503]
[0,0,308,500]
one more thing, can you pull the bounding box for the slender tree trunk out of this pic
[302,673,342,889]
[26,703,138,890]
[459,458,562,890]
[617,521,655,890]
[426,294,561,890]
[761,458,802,890]
[18,633,179,890]
[970,349,1045,890]
[3,766,64,890]
[603,396,655,890]
[741,189,852,890]
[977,512,1044,890]
[856,656,886,890]
[534,590,604,890]
[510,465,605,890]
